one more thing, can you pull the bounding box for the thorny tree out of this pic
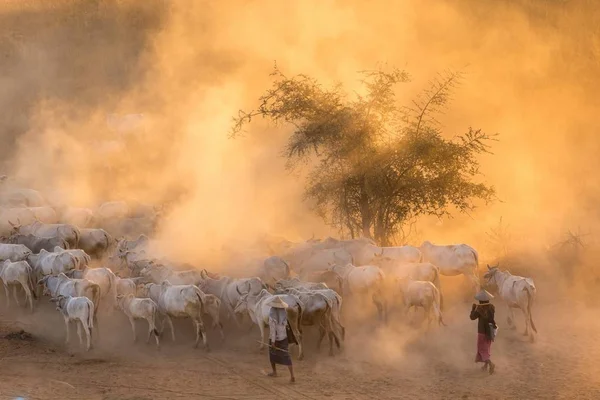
[231,65,496,245]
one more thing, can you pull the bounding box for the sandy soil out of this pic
[1,280,599,400]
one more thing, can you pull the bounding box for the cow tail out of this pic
[87,300,94,332]
[151,305,160,337]
[525,285,537,333]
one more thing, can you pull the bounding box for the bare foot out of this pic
[267,372,278,378]
[489,363,496,375]
[290,376,296,383]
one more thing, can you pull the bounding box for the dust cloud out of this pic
[2,1,598,265]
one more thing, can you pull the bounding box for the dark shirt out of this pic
[470,303,496,334]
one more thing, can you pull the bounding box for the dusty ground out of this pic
[1,281,599,400]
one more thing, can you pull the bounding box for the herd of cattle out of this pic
[0,178,539,358]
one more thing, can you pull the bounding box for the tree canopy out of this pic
[231,65,496,245]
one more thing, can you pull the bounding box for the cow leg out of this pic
[295,325,304,361]
[77,321,85,347]
[12,286,20,307]
[372,292,385,322]
[64,318,71,346]
[129,317,137,342]
[522,307,530,337]
[507,306,517,330]
[216,322,225,342]
[258,322,266,350]
[21,282,34,313]
[193,319,208,351]
[3,283,10,309]
[84,322,92,351]
[317,324,326,351]
[165,315,176,342]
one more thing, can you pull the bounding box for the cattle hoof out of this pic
[298,355,304,361]
[204,346,211,353]
[328,351,334,357]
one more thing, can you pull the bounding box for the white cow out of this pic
[419,241,480,291]
[138,282,209,349]
[116,294,160,348]
[296,248,354,275]
[484,264,537,341]
[78,228,113,259]
[65,267,118,310]
[398,278,445,328]
[0,260,37,312]
[371,259,443,308]
[11,221,80,249]
[198,272,266,327]
[30,207,58,224]
[60,207,94,228]
[41,273,101,339]
[51,295,95,351]
[261,256,292,287]
[284,287,344,356]
[234,289,304,360]
[53,246,91,269]
[328,263,387,322]
[96,201,129,221]
[0,243,32,262]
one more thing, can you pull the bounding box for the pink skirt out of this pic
[475,333,492,363]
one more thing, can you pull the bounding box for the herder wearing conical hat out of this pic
[266,297,296,383]
[470,289,498,374]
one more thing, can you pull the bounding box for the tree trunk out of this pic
[359,181,372,239]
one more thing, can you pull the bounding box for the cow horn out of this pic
[236,285,242,296]
[487,264,490,270]
[8,220,15,227]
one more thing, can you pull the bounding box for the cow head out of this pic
[483,263,500,284]
[8,218,22,234]
[233,293,249,314]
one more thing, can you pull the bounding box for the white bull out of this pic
[484,264,537,342]
[371,259,443,308]
[296,248,354,275]
[419,241,480,291]
[29,207,58,224]
[328,263,387,322]
[0,260,37,312]
[51,295,95,351]
[40,273,102,339]
[198,271,266,327]
[116,294,160,348]
[284,287,343,356]
[234,289,304,360]
[96,201,129,221]
[138,282,209,349]
[79,228,113,259]
[398,279,445,328]
[261,256,292,287]
[60,207,94,228]
[0,243,32,262]
[66,267,118,310]
[53,246,91,269]
[11,221,80,249]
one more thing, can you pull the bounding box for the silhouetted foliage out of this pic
[232,65,496,245]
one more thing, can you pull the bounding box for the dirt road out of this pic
[1,286,599,400]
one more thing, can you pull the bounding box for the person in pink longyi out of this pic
[470,289,497,374]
